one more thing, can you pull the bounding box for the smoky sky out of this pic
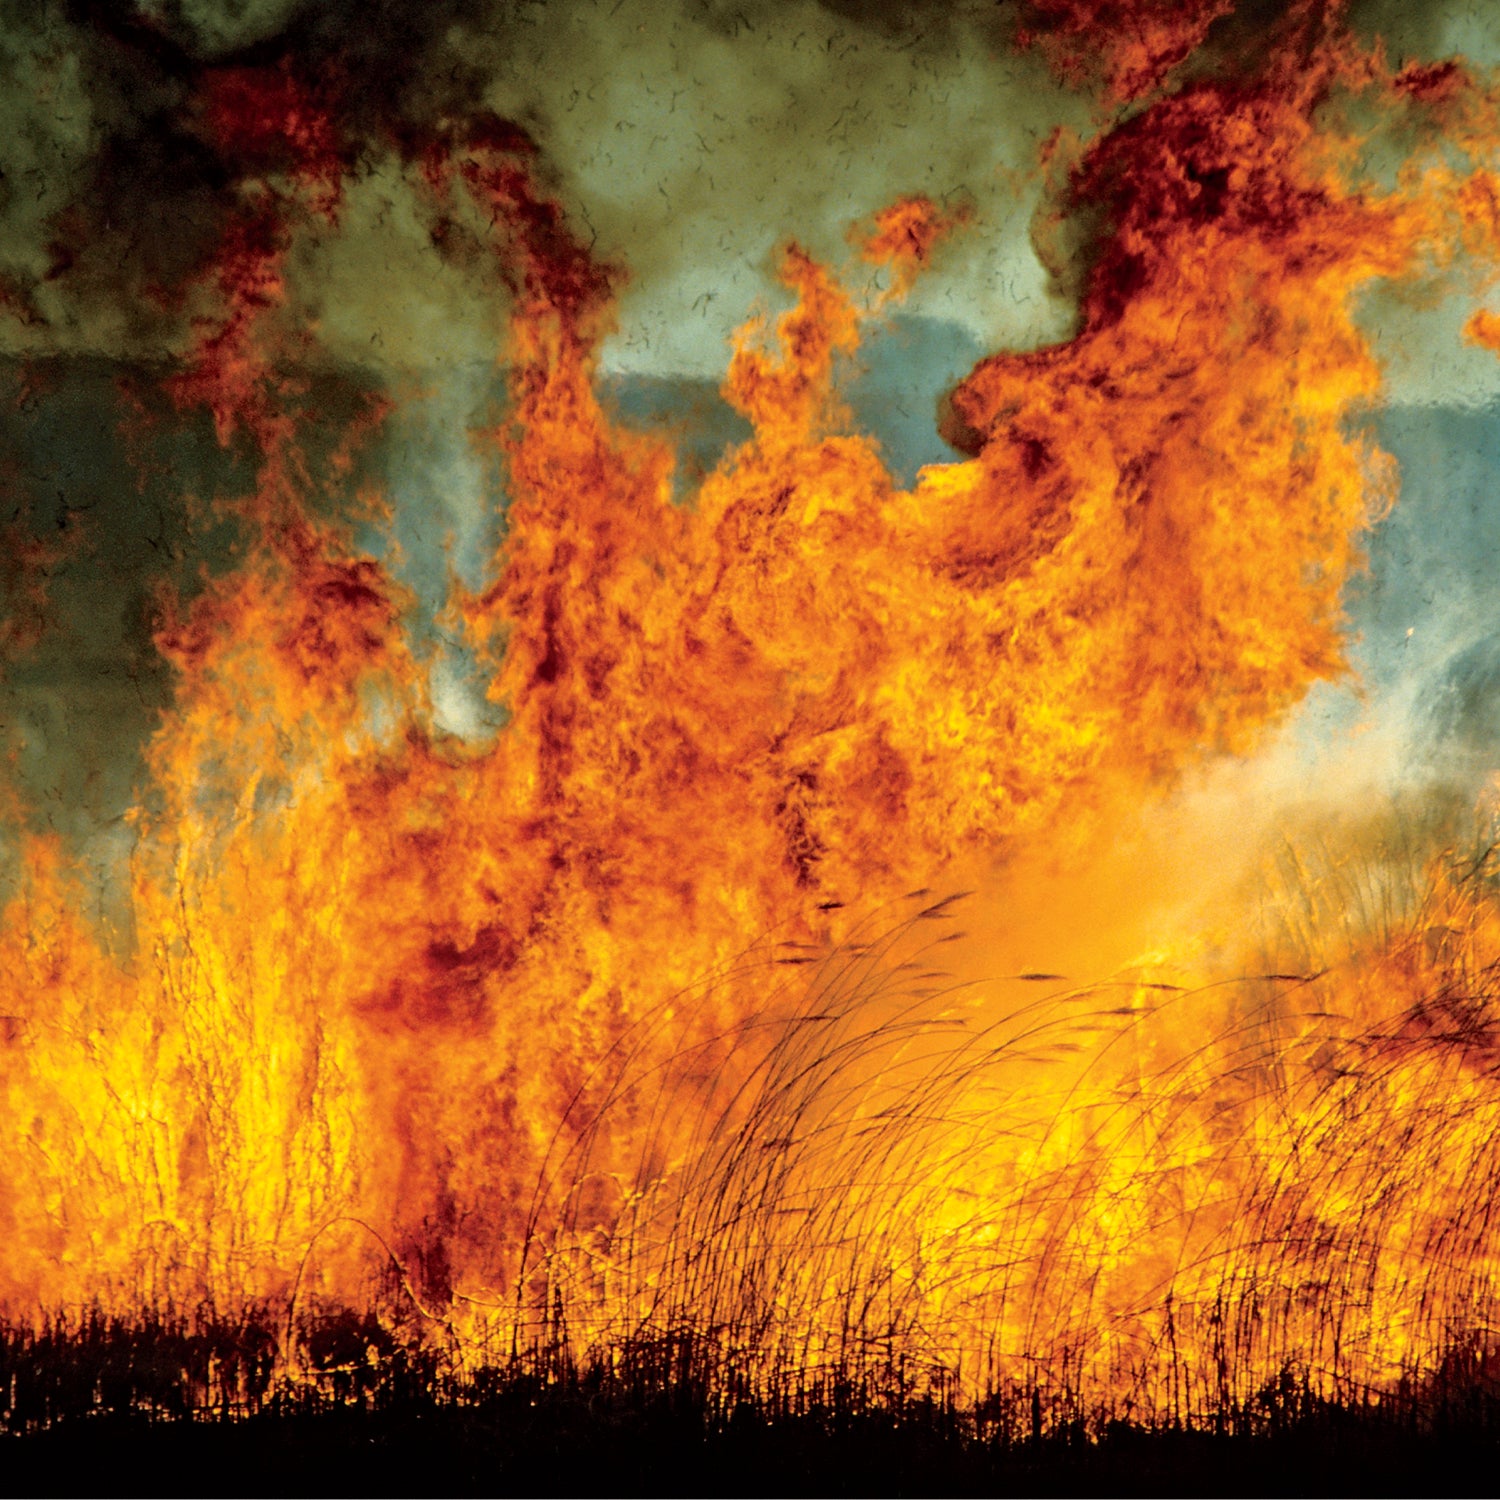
[0,0,1092,376]
[3,0,1492,376]
[4,0,1500,881]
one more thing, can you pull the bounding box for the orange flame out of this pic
[1015,0,1237,102]
[4,10,1500,1416]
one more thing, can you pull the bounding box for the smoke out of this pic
[1,0,1499,901]
[0,0,1082,376]
[476,0,1081,378]
[0,0,1080,864]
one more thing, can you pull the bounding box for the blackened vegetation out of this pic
[2,1311,1499,1495]
[8,863,1500,1495]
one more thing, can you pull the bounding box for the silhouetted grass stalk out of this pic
[8,810,1500,1441]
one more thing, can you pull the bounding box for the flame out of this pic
[1014,0,1238,102]
[4,9,1500,1418]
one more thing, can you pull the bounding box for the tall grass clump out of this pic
[9,803,1500,1460]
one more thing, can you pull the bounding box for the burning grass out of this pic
[4,1310,1499,1496]
[7,815,1500,1489]
[7,7,1500,1489]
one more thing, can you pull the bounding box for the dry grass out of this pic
[8,810,1500,1481]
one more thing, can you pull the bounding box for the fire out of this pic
[1014,0,1237,102]
[3,0,1500,1422]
